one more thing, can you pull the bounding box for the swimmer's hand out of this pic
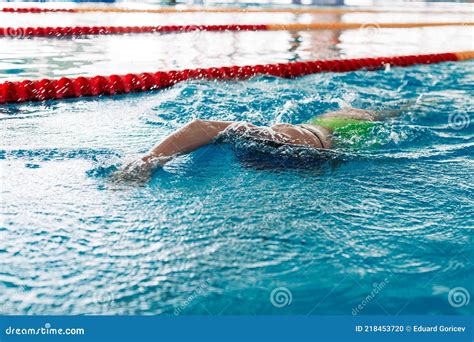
[114,119,235,182]
[113,155,169,182]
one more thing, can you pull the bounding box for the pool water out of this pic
[0,3,473,315]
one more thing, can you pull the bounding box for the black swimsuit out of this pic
[219,124,327,149]
[298,124,327,149]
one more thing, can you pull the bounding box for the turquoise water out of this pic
[1,61,473,315]
[0,4,473,315]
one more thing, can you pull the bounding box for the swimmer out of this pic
[119,106,400,181]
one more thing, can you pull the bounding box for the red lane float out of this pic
[1,51,471,104]
[0,25,268,37]
[1,6,471,14]
[1,7,76,13]
[1,22,472,38]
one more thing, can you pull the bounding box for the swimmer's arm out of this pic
[142,119,234,163]
[119,119,234,181]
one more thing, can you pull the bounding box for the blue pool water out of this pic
[0,4,473,315]
[2,61,473,315]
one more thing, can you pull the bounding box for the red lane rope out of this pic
[0,25,268,37]
[1,6,471,14]
[1,7,76,13]
[0,52,465,104]
[1,22,472,38]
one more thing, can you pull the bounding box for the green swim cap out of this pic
[308,116,377,148]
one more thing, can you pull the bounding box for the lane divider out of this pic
[1,51,472,104]
[1,6,471,15]
[1,22,472,38]
[1,24,266,37]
